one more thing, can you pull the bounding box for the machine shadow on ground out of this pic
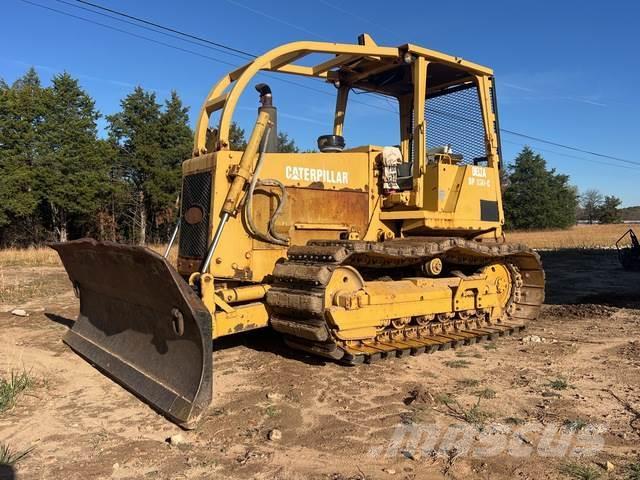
[540,248,640,308]
[44,312,75,329]
[212,328,329,366]
[0,465,15,480]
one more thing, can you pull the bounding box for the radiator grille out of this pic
[179,171,212,259]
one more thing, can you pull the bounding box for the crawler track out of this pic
[267,237,544,364]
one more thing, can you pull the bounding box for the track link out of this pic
[267,237,544,364]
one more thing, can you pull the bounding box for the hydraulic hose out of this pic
[244,127,289,246]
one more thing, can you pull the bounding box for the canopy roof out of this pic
[194,34,494,155]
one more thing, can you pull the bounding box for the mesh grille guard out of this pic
[426,84,487,165]
[179,171,212,259]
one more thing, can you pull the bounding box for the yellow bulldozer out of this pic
[51,34,544,428]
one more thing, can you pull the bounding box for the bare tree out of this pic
[580,189,603,224]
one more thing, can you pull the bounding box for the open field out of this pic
[0,248,61,268]
[0,224,634,271]
[0,244,177,269]
[1,245,640,479]
[507,224,634,250]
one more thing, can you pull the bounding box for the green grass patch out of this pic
[563,418,589,432]
[454,350,483,359]
[559,462,600,480]
[434,393,454,404]
[625,459,640,480]
[456,378,480,388]
[0,442,34,466]
[443,360,471,369]
[437,394,491,429]
[504,416,526,426]
[483,342,497,350]
[265,405,280,417]
[0,370,34,413]
[547,378,570,390]
[475,388,496,399]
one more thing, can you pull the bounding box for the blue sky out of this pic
[3,0,640,205]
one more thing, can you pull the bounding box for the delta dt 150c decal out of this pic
[468,166,491,188]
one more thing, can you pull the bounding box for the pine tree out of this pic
[0,69,45,243]
[597,195,622,224]
[38,73,106,241]
[107,87,191,244]
[503,146,578,230]
[107,87,162,244]
[94,138,125,241]
[229,121,247,150]
[155,91,192,241]
[277,131,299,153]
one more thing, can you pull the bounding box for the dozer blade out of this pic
[50,239,212,429]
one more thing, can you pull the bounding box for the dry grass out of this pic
[0,273,50,305]
[0,247,61,267]
[148,244,178,264]
[0,244,178,268]
[506,224,634,249]
[0,244,178,305]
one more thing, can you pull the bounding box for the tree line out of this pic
[0,68,625,247]
[578,189,623,224]
[0,68,191,246]
[0,68,299,247]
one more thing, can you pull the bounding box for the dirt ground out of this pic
[1,249,640,480]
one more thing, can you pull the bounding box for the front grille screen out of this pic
[179,171,212,258]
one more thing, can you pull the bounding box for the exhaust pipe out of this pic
[255,83,277,152]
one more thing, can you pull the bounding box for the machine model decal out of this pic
[285,166,349,185]
[468,165,491,187]
[471,166,487,178]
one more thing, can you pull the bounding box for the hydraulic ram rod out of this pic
[200,109,272,274]
[164,196,181,258]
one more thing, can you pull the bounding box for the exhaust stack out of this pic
[255,83,278,152]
